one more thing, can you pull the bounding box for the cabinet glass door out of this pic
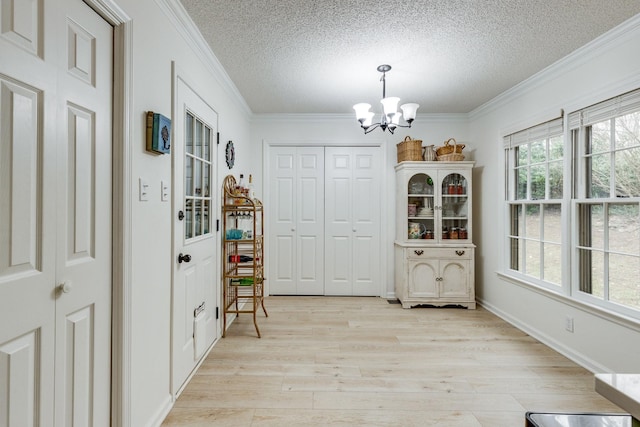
[407,173,435,240]
[441,173,469,241]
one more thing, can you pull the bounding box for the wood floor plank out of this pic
[161,296,625,427]
[250,408,482,426]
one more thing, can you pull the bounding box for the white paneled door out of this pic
[0,0,113,425]
[268,146,381,296]
[269,147,325,295]
[172,76,218,396]
[325,147,381,295]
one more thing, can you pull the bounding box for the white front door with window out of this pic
[0,0,113,424]
[171,76,218,396]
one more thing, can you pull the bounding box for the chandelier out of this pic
[353,64,419,134]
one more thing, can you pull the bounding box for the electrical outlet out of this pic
[565,315,574,333]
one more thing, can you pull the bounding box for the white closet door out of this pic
[0,0,113,424]
[325,147,381,296]
[269,146,324,294]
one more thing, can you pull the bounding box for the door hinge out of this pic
[216,132,220,145]
[216,219,220,232]
[215,307,219,319]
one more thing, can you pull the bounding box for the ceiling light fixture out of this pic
[353,64,419,134]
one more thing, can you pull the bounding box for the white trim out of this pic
[83,1,133,426]
[144,394,173,427]
[251,112,469,124]
[478,298,611,374]
[470,13,640,121]
[87,0,129,24]
[154,0,251,116]
[263,138,385,148]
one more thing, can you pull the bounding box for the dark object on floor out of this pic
[525,411,632,426]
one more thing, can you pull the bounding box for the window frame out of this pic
[569,98,640,319]
[501,88,640,322]
[503,117,566,291]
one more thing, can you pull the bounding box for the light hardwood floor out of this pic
[162,296,622,426]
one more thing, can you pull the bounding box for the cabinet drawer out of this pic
[406,247,472,260]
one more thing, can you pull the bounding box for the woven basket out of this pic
[436,138,465,156]
[397,136,423,162]
[437,152,465,161]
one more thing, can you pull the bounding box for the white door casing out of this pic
[325,147,381,296]
[268,146,325,295]
[171,75,218,396]
[0,0,113,425]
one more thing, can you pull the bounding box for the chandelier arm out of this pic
[362,123,381,134]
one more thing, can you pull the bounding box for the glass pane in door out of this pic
[442,173,468,240]
[185,111,213,240]
[407,173,434,240]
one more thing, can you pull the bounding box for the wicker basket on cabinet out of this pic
[397,136,423,162]
[436,138,465,161]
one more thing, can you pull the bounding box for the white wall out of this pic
[114,0,251,425]
[469,15,640,373]
[250,115,469,297]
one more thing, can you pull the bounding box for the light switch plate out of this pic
[161,180,169,202]
[139,178,149,201]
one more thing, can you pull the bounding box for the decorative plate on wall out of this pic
[225,140,235,169]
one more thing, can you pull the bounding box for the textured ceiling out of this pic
[178,0,640,114]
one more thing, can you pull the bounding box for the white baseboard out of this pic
[478,298,610,374]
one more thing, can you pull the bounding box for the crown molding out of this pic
[154,0,252,116]
[469,13,640,121]
[251,112,469,123]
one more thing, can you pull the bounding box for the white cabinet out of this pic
[394,161,476,309]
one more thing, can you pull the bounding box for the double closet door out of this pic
[268,146,381,296]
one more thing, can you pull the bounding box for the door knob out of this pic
[58,282,73,293]
[178,253,192,263]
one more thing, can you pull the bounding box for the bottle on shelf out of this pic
[237,174,245,193]
[233,174,244,198]
[248,174,255,200]
[229,254,253,263]
[459,227,468,239]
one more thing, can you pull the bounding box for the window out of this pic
[504,88,640,319]
[570,90,640,314]
[504,118,564,287]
